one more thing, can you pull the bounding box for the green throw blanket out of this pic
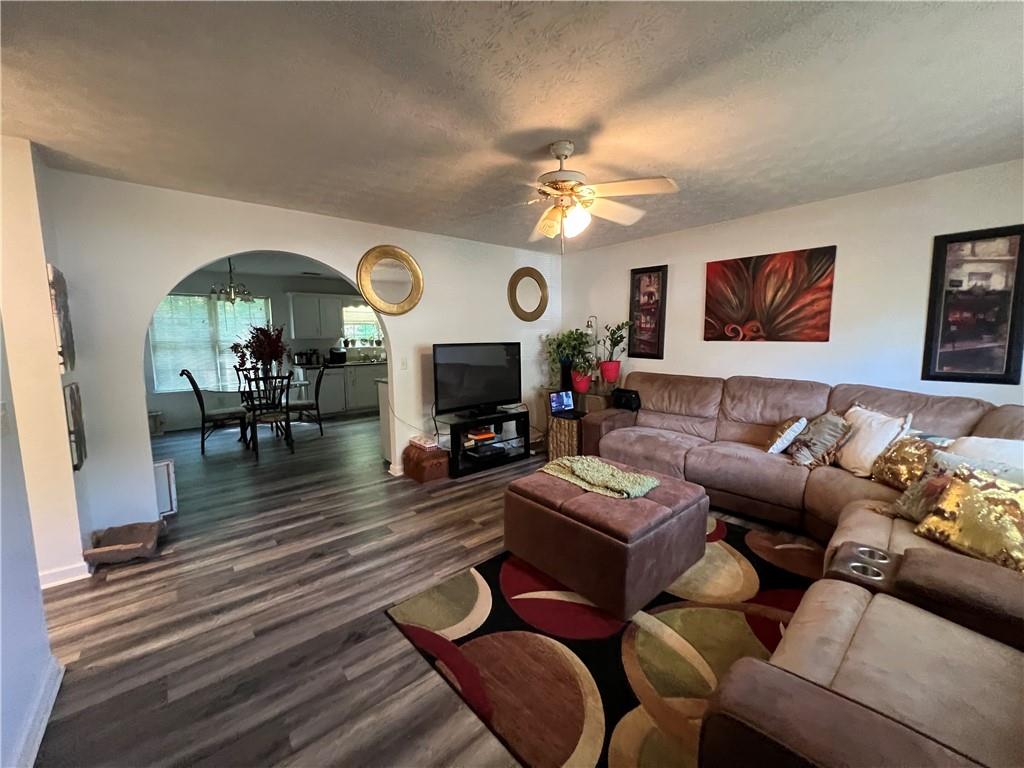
[541,456,660,499]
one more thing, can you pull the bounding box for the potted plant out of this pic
[598,320,631,384]
[231,322,290,376]
[543,328,595,393]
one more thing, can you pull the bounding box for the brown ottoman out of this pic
[504,460,709,619]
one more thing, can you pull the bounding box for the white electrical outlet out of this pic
[400,357,408,370]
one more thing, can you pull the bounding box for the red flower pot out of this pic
[571,371,592,394]
[599,360,621,384]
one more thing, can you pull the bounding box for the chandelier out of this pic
[209,258,253,303]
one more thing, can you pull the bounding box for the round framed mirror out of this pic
[507,267,549,322]
[356,245,424,315]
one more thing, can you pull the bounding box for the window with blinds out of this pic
[149,294,270,392]
[342,300,381,341]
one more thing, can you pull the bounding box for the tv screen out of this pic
[433,342,522,415]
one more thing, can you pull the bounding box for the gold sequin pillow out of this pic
[871,437,939,491]
[914,469,1024,572]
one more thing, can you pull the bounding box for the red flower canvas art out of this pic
[704,246,836,342]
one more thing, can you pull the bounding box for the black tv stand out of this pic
[461,406,501,418]
[436,409,530,478]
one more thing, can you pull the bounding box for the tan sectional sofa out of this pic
[582,371,1023,544]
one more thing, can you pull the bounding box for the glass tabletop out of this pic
[201,381,309,393]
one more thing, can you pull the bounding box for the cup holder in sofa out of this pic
[855,546,891,564]
[849,562,884,580]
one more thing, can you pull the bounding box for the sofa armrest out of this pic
[700,658,980,768]
[580,408,637,456]
[892,547,1024,650]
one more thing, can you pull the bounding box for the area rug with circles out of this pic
[386,517,823,768]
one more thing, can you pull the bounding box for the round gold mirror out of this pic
[507,267,549,322]
[357,245,423,315]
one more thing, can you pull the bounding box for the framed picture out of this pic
[48,263,76,373]
[922,225,1023,385]
[64,382,87,471]
[628,265,668,359]
[704,246,836,341]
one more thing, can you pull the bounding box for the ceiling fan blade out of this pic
[587,197,645,226]
[522,181,562,197]
[529,205,562,241]
[585,177,678,198]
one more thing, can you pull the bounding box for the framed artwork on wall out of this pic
[704,246,836,342]
[628,265,668,359]
[64,382,87,471]
[921,224,1023,385]
[48,263,76,373]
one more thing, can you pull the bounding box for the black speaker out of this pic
[559,356,572,391]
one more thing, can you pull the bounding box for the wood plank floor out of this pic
[38,417,540,767]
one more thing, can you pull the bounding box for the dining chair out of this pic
[243,370,294,460]
[287,364,327,436]
[179,369,248,455]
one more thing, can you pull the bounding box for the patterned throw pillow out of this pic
[786,411,853,468]
[871,436,940,491]
[892,450,1023,523]
[914,468,1024,572]
[836,405,912,478]
[765,416,807,454]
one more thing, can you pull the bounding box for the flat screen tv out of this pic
[433,342,522,415]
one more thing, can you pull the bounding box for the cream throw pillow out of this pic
[948,436,1024,468]
[836,405,912,478]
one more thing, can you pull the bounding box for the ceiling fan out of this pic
[525,139,679,252]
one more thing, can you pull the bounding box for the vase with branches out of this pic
[598,320,631,383]
[230,323,290,376]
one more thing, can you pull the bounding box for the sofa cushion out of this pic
[828,383,991,438]
[825,499,948,569]
[829,594,1024,768]
[804,466,901,527]
[717,375,831,445]
[625,372,723,441]
[599,427,707,478]
[971,404,1024,439]
[685,441,809,509]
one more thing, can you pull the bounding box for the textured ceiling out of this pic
[3,2,1022,253]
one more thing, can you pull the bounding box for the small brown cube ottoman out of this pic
[504,460,709,619]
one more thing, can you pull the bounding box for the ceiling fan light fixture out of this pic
[562,203,591,239]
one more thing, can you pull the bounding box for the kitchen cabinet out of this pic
[317,368,348,415]
[318,295,344,340]
[289,294,323,339]
[346,364,386,411]
[288,292,351,340]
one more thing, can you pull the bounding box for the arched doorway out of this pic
[142,250,394,515]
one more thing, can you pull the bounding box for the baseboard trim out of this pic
[12,654,63,768]
[388,462,404,477]
[39,560,90,589]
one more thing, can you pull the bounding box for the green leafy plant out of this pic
[543,328,595,383]
[599,321,631,361]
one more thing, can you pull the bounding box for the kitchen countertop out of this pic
[295,361,387,369]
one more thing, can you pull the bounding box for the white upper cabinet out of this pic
[289,294,322,338]
[318,295,344,340]
[287,292,354,339]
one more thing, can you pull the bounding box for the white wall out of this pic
[564,160,1024,406]
[1,322,64,767]
[1,137,88,586]
[34,168,562,532]
[144,267,365,432]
